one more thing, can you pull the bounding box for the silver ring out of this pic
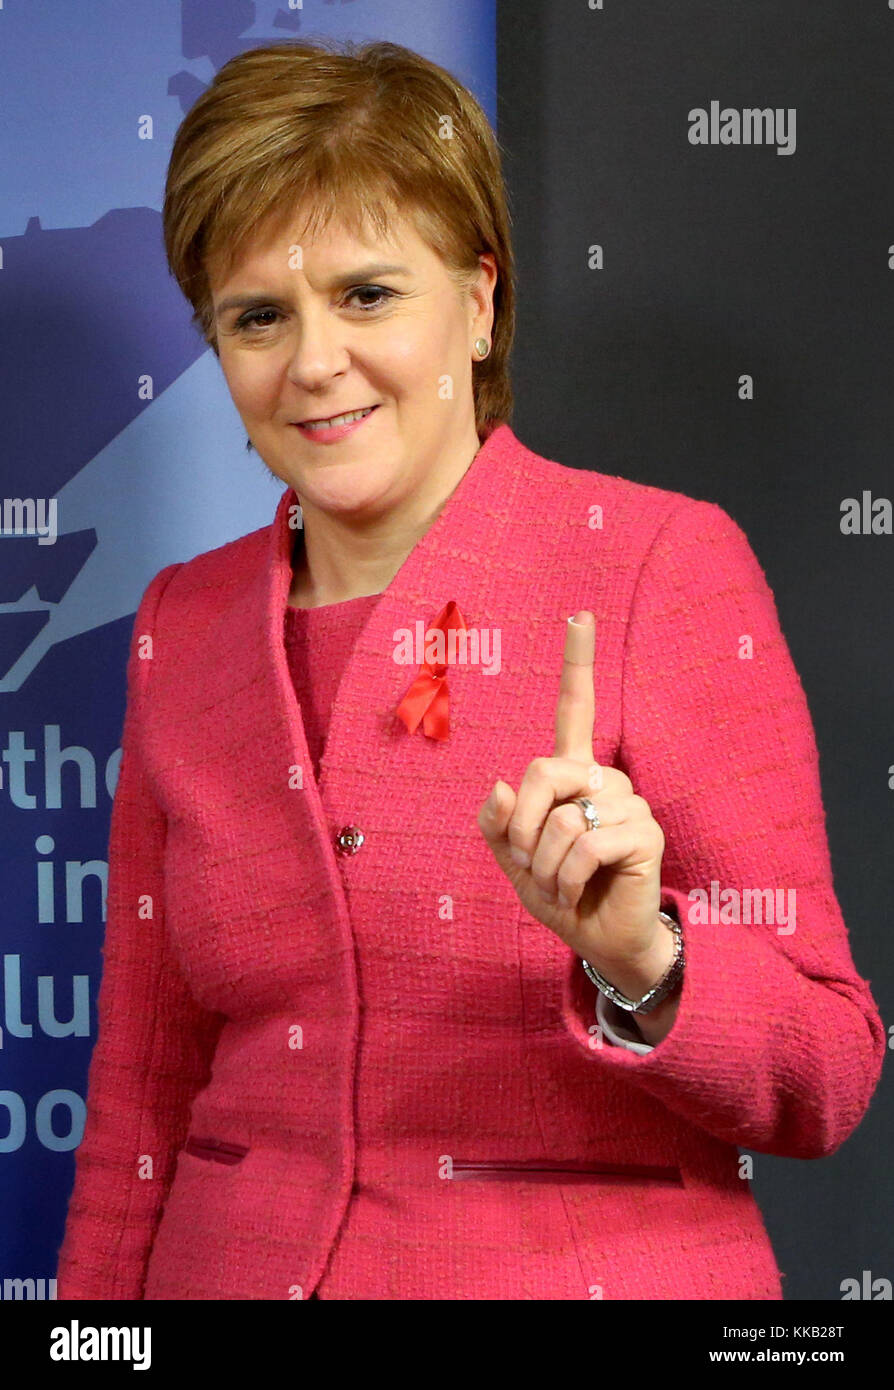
[574,796,600,832]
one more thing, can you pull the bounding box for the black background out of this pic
[497,0,893,1300]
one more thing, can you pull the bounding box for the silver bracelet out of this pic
[581,909,684,1016]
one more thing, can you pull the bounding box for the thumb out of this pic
[477,779,516,845]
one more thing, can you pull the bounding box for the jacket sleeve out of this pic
[560,497,886,1158]
[55,563,226,1299]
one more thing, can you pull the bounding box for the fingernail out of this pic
[557,890,571,908]
[510,846,530,867]
[484,787,498,815]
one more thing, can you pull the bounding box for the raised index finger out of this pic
[554,610,596,762]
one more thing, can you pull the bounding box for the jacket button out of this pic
[335,825,364,855]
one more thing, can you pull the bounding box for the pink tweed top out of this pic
[283,595,379,781]
[54,422,885,1301]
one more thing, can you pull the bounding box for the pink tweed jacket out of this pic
[55,422,884,1300]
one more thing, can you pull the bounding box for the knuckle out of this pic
[601,766,631,795]
[507,816,531,848]
[550,803,583,834]
[557,873,579,902]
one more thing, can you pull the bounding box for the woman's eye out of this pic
[234,308,281,332]
[346,285,394,311]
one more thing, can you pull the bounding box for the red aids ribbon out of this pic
[396,600,467,741]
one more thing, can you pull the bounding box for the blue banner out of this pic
[0,0,495,1297]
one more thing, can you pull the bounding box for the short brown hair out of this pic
[163,38,515,439]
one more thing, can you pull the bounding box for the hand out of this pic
[477,610,668,979]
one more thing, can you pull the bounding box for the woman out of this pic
[56,37,884,1301]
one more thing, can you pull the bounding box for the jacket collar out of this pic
[265,419,524,643]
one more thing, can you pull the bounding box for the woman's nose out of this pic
[284,304,349,388]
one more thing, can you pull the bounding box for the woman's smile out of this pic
[291,402,380,443]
